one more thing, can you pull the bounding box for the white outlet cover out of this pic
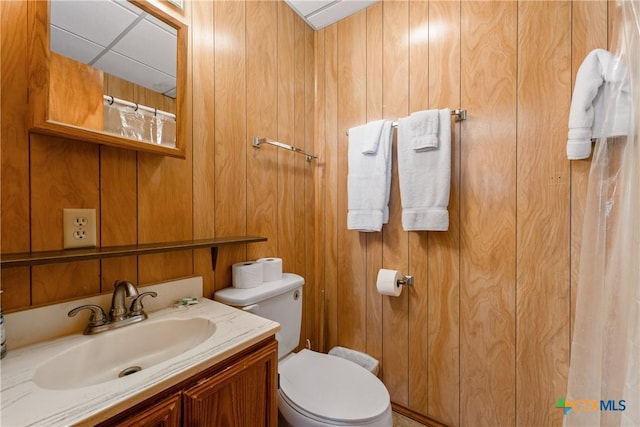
[63,208,97,249]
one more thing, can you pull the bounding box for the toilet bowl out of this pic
[214,273,392,427]
[277,349,392,426]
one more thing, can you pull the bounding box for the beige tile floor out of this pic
[392,411,428,426]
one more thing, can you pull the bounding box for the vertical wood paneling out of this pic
[192,0,216,297]
[314,28,327,351]
[247,1,278,261]
[277,3,296,276]
[407,0,429,413]
[137,148,193,284]
[294,14,307,346]
[516,2,571,425]
[271,3,296,276]
[323,23,339,352]
[299,20,323,350]
[304,24,318,350]
[365,1,384,370]
[30,136,101,302]
[336,11,368,352]
[294,15,307,277]
[1,0,31,308]
[100,147,138,290]
[381,0,409,406]
[213,0,247,290]
[427,2,461,425]
[460,2,517,425]
[570,0,608,339]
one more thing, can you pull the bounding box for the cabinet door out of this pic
[113,392,181,427]
[183,340,278,427]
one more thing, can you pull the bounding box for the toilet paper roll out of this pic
[376,269,403,297]
[257,257,283,282]
[232,261,263,289]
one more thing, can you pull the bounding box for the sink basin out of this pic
[33,317,215,390]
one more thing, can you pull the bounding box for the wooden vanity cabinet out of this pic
[98,337,278,427]
[118,392,182,427]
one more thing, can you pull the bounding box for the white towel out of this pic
[349,119,386,154]
[347,120,393,232]
[567,49,632,160]
[397,108,451,231]
[408,109,439,151]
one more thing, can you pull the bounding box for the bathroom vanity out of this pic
[0,278,280,426]
[97,337,278,427]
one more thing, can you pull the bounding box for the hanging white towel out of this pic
[567,49,632,160]
[351,119,386,154]
[408,109,439,151]
[397,108,451,231]
[347,120,393,232]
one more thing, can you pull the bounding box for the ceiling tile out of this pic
[285,0,378,30]
[94,50,175,96]
[50,26,103,64]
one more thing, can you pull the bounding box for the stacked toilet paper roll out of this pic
[257,257,283,282]
[232,261,263,289]
[376,268,403,297]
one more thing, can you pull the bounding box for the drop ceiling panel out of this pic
[94,50,176,95]
[50,0,137,47]
[112,17,177,77]
[50,0,177,98]
[287,0,334,17]
[285,0,379,30]
[50,26,104,64]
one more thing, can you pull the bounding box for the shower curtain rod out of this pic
[104,95,176,121]
[345,109,467,135]
[252,137,319,162]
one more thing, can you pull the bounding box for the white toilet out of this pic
[214,273,393,427]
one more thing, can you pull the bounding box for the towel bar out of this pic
[252,137,318,162]
[345,109,467,136]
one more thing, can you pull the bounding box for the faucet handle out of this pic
[68,304,108,326]
[129,291,158,317]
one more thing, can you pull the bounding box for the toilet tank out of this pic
[214,273,304,359]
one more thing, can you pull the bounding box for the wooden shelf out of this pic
[0,236,267,270]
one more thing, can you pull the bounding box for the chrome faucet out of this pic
[68,280,157,335]
[110,280,139,322]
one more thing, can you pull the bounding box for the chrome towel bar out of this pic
[252,137,318,162]
[345,109,467,136]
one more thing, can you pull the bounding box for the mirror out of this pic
[29,0,187,158]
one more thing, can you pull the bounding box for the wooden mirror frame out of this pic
[28,0,187,158]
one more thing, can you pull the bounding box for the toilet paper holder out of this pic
[397,275,414,287]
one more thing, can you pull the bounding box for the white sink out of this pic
[33,317,215,390]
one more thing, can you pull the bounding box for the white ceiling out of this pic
[50,0,177,98]
[285,0,379,30]
[50,0,377,98]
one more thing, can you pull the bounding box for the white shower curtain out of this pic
[565,1,639,426]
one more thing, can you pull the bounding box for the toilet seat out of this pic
[278,349,390,425]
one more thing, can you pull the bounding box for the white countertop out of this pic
[1,298,279,426]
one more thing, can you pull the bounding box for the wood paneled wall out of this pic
[1,0,617,425]
[0,0,318,350]
[315,1,612,425]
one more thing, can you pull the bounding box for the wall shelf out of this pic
[0,236,267,270]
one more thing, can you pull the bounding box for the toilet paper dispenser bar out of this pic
[397,275,414,287]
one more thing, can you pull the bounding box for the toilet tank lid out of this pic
[213,273,304,306]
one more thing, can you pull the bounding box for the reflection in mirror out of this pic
[49,0,177,147]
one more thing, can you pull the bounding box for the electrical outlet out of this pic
[63,209,97,249]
